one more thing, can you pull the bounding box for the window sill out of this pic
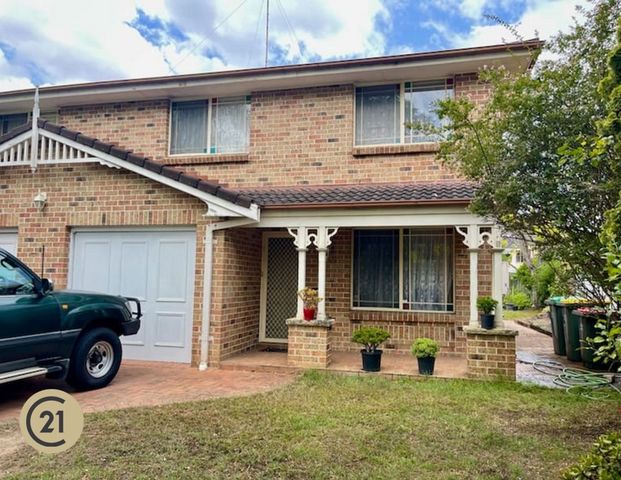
[163,153,249,166]
[352,143,440,157]
[350,309,455,324]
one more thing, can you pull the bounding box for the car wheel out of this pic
[67,327,122,391]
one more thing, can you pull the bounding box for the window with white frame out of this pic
[170,96,251,155]
[352,227,455,312]
[354,79,454,146]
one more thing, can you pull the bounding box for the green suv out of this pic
[0,248,141,390]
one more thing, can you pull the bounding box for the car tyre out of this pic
[66,327,122,391]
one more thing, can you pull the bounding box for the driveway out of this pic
[0,360,296,422]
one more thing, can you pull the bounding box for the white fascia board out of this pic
[0,51,532,111]
[37,129,260,221]
[254,206,490,228]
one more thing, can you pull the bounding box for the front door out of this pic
[260,233,298,343]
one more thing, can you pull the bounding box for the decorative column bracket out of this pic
[287,226,338,321]
[456,224,504,329]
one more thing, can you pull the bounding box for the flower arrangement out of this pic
[298,287,321,308]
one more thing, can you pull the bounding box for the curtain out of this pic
[170,101,208,154]
[355,85,400,145]
[353,230,399,308]
[210,97,250,153]
[403,229,454,311]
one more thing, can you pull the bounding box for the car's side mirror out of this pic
[34,278,53,296]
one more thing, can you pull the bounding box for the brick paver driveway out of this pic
[0,360,296,422]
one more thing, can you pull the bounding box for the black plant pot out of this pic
[506,304,517,311]
[417,357,435,375]
[480,313,495,330]
[361,349,383,372]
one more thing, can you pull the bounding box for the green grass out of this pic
[503,307,543,322]
[3,372,620,479]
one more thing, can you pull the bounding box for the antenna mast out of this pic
[264,0,270,67]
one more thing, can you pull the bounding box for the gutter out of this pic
[199,217,259,371]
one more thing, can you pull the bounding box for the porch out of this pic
[207,198,518,379]
[220,349,468,379]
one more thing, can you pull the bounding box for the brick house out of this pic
[0,40,540,375]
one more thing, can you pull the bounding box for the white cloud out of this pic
[0,0,390,92]
[452,0,587,47]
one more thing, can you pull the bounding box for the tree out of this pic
[437,0,621,303]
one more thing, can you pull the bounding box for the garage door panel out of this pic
[154,312,186,348]
[119,241,149,300]
[71,230,196,363]
[156,240,189,302]
[0,232,17,256]
[79,241,112,293]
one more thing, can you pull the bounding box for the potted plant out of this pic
[298,287,321,320]
[477,296,498,329]
[411,338,440,375]
[351,326,391,372]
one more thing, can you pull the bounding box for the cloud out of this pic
[452,0,587,47]
[0,0,391,92]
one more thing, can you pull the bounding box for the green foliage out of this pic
[588,316,621,371]
[437,0,621,303]
[563,432,621,479]
[513,263,533,292]
[505,291,531,310]
[411,338,440,358]
[477,296,498,314]
[351,327,391,352]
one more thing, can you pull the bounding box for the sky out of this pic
[0,0,587,93]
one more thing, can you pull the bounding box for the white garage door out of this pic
[70,230,196,363]
[0,231,17,255]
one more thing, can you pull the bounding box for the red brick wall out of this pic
[208,227,262,365]
[58,73,490,189]
[0,163,209,363]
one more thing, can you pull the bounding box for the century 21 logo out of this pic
[19,389,84,454]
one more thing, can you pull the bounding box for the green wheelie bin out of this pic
[560,302,594,362]
[575,310,609,370]
[545,297,566,356]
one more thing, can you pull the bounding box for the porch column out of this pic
[288,227,311,319]
[312,227,338,321]
[490,227,504,328]
[457,225,481,327]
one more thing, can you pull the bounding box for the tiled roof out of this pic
[33,119,254,208]
[244,182,476,208]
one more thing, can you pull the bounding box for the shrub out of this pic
[298,287,321,308]
[477,296,498,315]
[411,338,440,358]
[352,327,390,352]
[505,291,531,310]
[563,432,621,479]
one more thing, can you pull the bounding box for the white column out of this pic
[457,225,481,327]
[312,227,338,321]
[490,227,504,328]
[468,248,479,327]
[288,227,309,320]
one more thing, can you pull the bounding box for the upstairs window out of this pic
[170,96,250,155]
[354,79,453,146]
[0,113,28,135]
[0,111,59,136]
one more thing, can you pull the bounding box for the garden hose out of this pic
[531,360,621,399]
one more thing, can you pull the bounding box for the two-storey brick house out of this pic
[0,40,540,374]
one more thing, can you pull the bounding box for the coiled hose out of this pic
[532,360,621,399]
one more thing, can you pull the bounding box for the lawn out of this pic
[2,372,620,479]
[503,307,544,322]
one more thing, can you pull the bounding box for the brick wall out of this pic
[465,328,517,379]
[287,321,332,368]
[0,163,208,364]
[208,227,262,365]
[58,73,491,189]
